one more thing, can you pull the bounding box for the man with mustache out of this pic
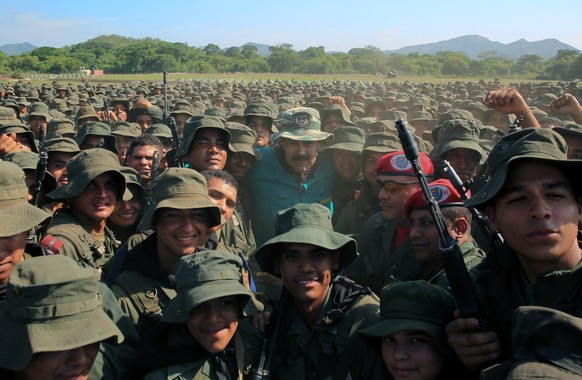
[247,107,335,248]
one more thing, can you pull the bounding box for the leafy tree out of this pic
[268,44,299,72]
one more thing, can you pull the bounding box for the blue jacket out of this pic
[248,147,335,246]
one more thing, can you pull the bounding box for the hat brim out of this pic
[359,318,442,341]
[466,156,582,210]
[255,225,358,276]
[271,130,333,143]
[0,202,52,237]
[231,143,260,159]
[47,168,130,202]
[0,306,123,371]
[163,281,253,323]
[325,142,364,153]
[140,197,222,230]
[431,140,485,164]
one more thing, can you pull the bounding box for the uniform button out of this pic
[480,192,487,199]
[176,309,182,316]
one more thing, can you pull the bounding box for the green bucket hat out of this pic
[271,107,332,143]
[43,137,81,154]
[320,105,357,128]
[176,115,233,158]
[553,123,582,141]
[358,280,456,356]
[74,121,118,154]
[26,102,52,122]
[0,161,52,237]
[3,151,57,194]
[325,126,365,153]
[0,121,38,153]
[170,100,195,117]
[430,119,485,163]
[363,132,401,153]
[119,166,147,208]
[46,148,130,201]
[111,121,142,138]
[255,203,358,276]
[144,123,173,139]
[466,128,582,210]
[46,118,76,139]
[162,250,255,324]
[75,105,100,124]
[480,306,582,380]
[0,255,123,371]
[226,122,260,158]
[0,106,16,121]
[140,167,221,229]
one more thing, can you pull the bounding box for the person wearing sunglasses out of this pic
[342,150,434,295]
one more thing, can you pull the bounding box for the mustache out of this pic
[292,154,312,161]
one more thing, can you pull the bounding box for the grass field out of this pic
[1,72,548,87]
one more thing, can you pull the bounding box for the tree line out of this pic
[1,34,581,80]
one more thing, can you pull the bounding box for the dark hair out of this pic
[200,169,239,191]
[442,206,472,230]
[125,134,164,159]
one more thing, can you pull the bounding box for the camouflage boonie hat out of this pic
[46,148,130,201]
[0,161,52,237]
[163,250,255,324]
[0,255,123,371]
[271,107,332,143]
[466,128,582,210]
[75,121,118,154]
[226,123,260,158]
[176,115,232,158]
[325,126,365,153]
[111,121,141,138]
[359,280,456,357]
[140,167,221,229]
[480,306,582,380]
[46,118,76,139]
[430,119,485,163]
[363,132,401,153]
[255,203,358,276]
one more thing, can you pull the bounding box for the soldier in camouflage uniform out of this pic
[255,203,380,380]
[108,168,222,337]
[44,148,130,273]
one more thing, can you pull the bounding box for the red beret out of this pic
[375,150,434,177]
[404,179,468,219]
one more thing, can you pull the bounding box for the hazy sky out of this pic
[3,0,581,52]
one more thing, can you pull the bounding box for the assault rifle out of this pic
[441,161,504,249]
[162,71,169,120]
[31,122,48,208]
[167,116,184,168]
[396,118,480,320]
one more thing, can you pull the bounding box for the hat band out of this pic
[180,269,242,286]
[10,296,100,321]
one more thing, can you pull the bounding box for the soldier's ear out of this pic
[452,217,469,238]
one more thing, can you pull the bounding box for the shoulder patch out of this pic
[40,234,65,255]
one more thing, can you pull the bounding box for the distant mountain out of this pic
[384,35,579,60]
[0,42,37,56]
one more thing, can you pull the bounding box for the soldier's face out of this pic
[322,114,342,133]
[226,152,255,181]
[246,116,271,147]
[70,173,119,225]
[206,177,237,231]
[563,136,582,160]
[0,231,26,285]
[154,208,211,259]
[48,152,77,188]
[109,196,142,228]
[15,342,99,380]
[275,243,338,310]
[377,175,420,226]
[135,115,154,131]
[409,209,441,262]
[487,161,582,282]
[184,129,228,172]
[331,150,360,182]
[381,330,445,380]
[280,139,320,174]
[125,145,157,181]
[186,296,240,353]
[362,151,387,187]
[173,114,191,136]
[439,148,479,182]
